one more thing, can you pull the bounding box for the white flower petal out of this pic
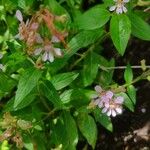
[31,22,39,30]
[16,10,23,22]
[91,94,98,99]
[104,102,110,108]
[112,110,117,117]
[35,33,43,43]
[107,109,112,116]
[98,101,103,108]
[48,52,54,62]
[123,0,129,3]
[34,48,42,56]
[94,99,100,105]
[106,91,113,99]
[51,36,60,43]
[102,107,108,113]
[116,7,123,14]
[54,48,62,56]
[42,52,48,62]
[109,5,116,11]
[115,108,122,114]
[94,85,102,93]
[115,96,124,104]
[123,6,127,13]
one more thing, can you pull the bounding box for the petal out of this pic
[51,36,60,43]
[104,102,110,108]
[0,64,4,70]
[123,6,127,13]
[42,52,48,62]
[94,85,102,93]
[54,48,62,56]
[31,22,39,30]
[123,0,129,3]
[98,101,103,108]
[48,52,54,62]
[34,48,42,56]
[94,99,100,105]
[115,108,122,114]
[35,33,43,43]
[14,33,20,39]
[115,96,124,104]
[107,109,112,116]
[102,107,108,113]
[16,10,23,22]
[116,7,123,14]
[44,45,52,51]
[106,91,113,99]
[112,109,117,117]
[109,5,116,11]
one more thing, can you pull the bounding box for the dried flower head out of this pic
[109,0,129,14]
[93,85,124,117]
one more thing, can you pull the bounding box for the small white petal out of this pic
[48,52,54,62]
[94,85,102,93]
[98,101,103,108]
[107,109,112,116]
[94,99,100,105]
[16,10,23,22]
[35,33,43,43]
[115,96,124,104]
[123,6,127,13]
[14,33,20,39]
[42,52,48,62]
[116,7,123,14]
[102,107,108,113]
[112,110,117,117]
[106,91,113,99]
[123,0,129,3]
[34,48,42,56]
[31,22,39,30]
[115,108,122,114]
[104,102,109,108]
[51,36,60,43]
[109,5,116,11]
[54,48,62,56]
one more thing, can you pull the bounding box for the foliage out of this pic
[0,0,150,149]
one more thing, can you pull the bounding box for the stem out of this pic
[99,65,150,70]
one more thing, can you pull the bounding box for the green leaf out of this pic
[127,85,136,105]
[76,5,110,30]
[50,112,78,150]
[70,89,91,108]
[0,72,16,98]
[77,114,97,149]
[60,89,73,104]
[51,72,79,90]
[94,109,113,132]
[83,52,99,86]
[124,64,133,84]
[110,14,131,55]
[14,68,42,109]
[118,92,134,112]
[129,13,150,41]
[40,80,63,108]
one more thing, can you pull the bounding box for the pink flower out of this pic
[109,0,129,14]
[93,85,124,117]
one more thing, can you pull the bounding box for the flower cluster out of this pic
[15,9,67,63]
[93,85,124,117]
[109,0,129,14]
[34,36,62,62]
